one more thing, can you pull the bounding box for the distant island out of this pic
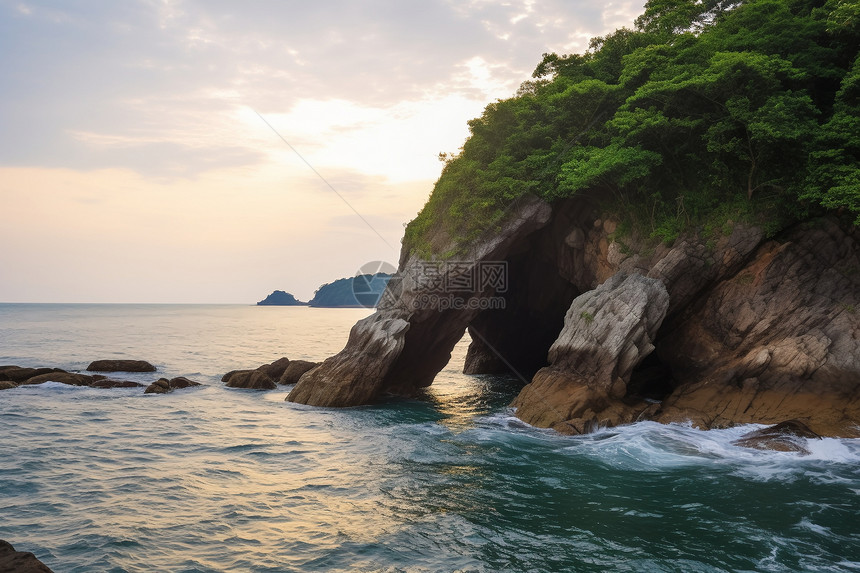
[309,273,391,308]
[257,273,392,308]
[257,290,307,306]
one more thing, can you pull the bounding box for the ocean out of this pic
[0,303,858,572]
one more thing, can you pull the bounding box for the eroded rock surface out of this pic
[285,188,860,437]
[511,273,669,434]
[278,360,318,385]
[288,195,553,406]
[653,219,860,437]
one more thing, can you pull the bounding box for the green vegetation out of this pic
[404,0,860,258]
[580,310,595,324]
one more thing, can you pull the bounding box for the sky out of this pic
[0,0,646,303]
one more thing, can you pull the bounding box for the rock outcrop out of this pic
[278,360,318,385]
[286,194,860,437]
[511,273,669,434]
[288,195,554,406]
[221,357,302,390]
[223,370,277,390]
[144,377,202,394]
[86,360,156,373]
[0,539,54,573]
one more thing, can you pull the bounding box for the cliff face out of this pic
[288,195,860,437]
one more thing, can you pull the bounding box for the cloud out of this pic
[0,0,645,178]
[0,0,647,302]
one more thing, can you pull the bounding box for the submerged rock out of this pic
[86,360,156,373]
[733,420,821,454]
[0,539,54,573]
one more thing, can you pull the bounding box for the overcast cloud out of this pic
[0,0,645,302]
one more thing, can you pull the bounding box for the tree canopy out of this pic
[405,0,860,256]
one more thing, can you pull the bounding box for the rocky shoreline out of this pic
[285,196,860,438]
[0,360,202,394]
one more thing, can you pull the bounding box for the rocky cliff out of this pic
[287,195,860,437]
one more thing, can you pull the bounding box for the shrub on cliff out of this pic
[404,0,860,257]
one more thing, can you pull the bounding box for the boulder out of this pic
[168,376,202,389]
[0,539,54,573]
[90,379,144,389]
[278,360,318,385]
[144,378,171,394]
[144,377,202,394]
[0,367,65,383]
[86,360,156,373]
[20,372,99,386]
[258,357,291,380]
[224,370,276,390]
[221,370,242,383]
[733,420,821,454]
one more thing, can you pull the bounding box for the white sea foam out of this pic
[548,420,860,480]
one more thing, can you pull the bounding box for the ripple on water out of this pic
[2,305,859,572]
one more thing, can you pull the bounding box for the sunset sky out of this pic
[1,0,645,303]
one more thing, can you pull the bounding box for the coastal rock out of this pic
[288,194,554,406]
[732,420,821,454]
[221,370,242,383]
[86,360,156,373]
[224,370,277,390]
[511,273,670,433]
[168,376,202,389]
[258,357,291,380]
[144,377,202,393]
[20,372,100,386]
[90,379,145,389]
[278,360,318,385]
[286,186,860,438]
[0,381,17,390]
[0,539,54,573]
[652,219,860,437]
[144,378,172,394]
[0,367,65,383]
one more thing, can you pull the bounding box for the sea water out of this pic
[0,304,858,572]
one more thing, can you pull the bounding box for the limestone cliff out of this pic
[288,195,860,437]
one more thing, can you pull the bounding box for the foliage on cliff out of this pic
[404,0,860,257]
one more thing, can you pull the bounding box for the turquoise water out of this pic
[1,304,858,572]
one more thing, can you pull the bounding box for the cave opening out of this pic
[626,349,677,402]
[462,237,580,384]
